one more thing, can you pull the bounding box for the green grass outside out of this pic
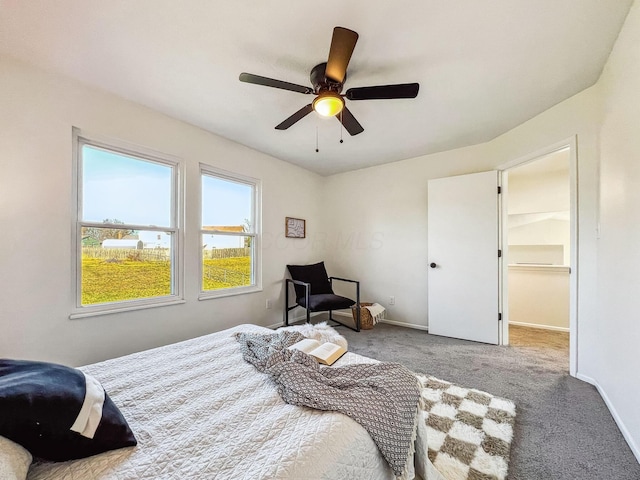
[81,256,251,305]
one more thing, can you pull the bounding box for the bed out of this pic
[22,324,442,480]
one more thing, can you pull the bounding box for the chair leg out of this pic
[305,287,311,323]
[326,307,364,332]
[356,283,361,332]
[284,281,289,326]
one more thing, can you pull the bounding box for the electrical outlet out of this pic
[389,296,395,306]
[266,299,272,309]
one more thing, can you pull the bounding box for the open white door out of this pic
[427,170,500,344]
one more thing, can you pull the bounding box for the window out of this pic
[200,165,260,297]
[72,129,182,317]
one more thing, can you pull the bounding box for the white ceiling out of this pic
[0,0,633,176]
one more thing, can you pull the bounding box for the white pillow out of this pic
[0,436,32,480]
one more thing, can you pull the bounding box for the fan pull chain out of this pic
[315,126,319,153]
[340,110,344,144]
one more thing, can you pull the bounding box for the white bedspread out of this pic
[27,324,403,480]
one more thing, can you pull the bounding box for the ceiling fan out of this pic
[239,27,419,136]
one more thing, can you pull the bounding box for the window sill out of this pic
[198,285,262,301]
[70,298,186,319]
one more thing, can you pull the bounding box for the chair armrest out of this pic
[286,278,311,289]
[329,276,359,284]
[286,279,310,302]
[284,279,312,325]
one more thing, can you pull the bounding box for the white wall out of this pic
[508,168,570,215]
[594,0,640,460]
[508,219,570,265]
[0,55,324,366]
[508,265,570,330]
[507,160,571,265]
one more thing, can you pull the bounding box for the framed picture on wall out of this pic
[285,217,306,238]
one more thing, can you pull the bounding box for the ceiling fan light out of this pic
[313,94,344,117]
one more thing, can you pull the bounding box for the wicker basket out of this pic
[351,302,375,330]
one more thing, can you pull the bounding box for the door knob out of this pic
[430,263,437,268]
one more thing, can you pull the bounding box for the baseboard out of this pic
[379,319,430,331]
[509,321,570,333]
[332,311,430,331]
[576,373,640,463]
[267,311,325,329]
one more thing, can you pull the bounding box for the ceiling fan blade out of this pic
[275,104,314,130]
[346,83,420,100]
[239,73,313,94]
[337,107,364,136]
[325,27,359,84]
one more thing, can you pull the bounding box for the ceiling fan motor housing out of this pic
[310,62,345,94]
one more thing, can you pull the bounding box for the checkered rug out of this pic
[417,375,517,480]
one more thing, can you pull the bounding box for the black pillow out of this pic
[0,359,137,461]
[287,261,334,299]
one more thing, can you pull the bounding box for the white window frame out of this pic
[70,128,184,318]
[199,164,262,300]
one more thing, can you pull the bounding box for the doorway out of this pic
[499,138,577,375]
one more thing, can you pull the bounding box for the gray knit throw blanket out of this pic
[236,331,421,478]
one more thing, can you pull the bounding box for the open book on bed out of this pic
[288,338,347,366]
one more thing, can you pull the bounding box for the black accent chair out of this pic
[285,261,361,332]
